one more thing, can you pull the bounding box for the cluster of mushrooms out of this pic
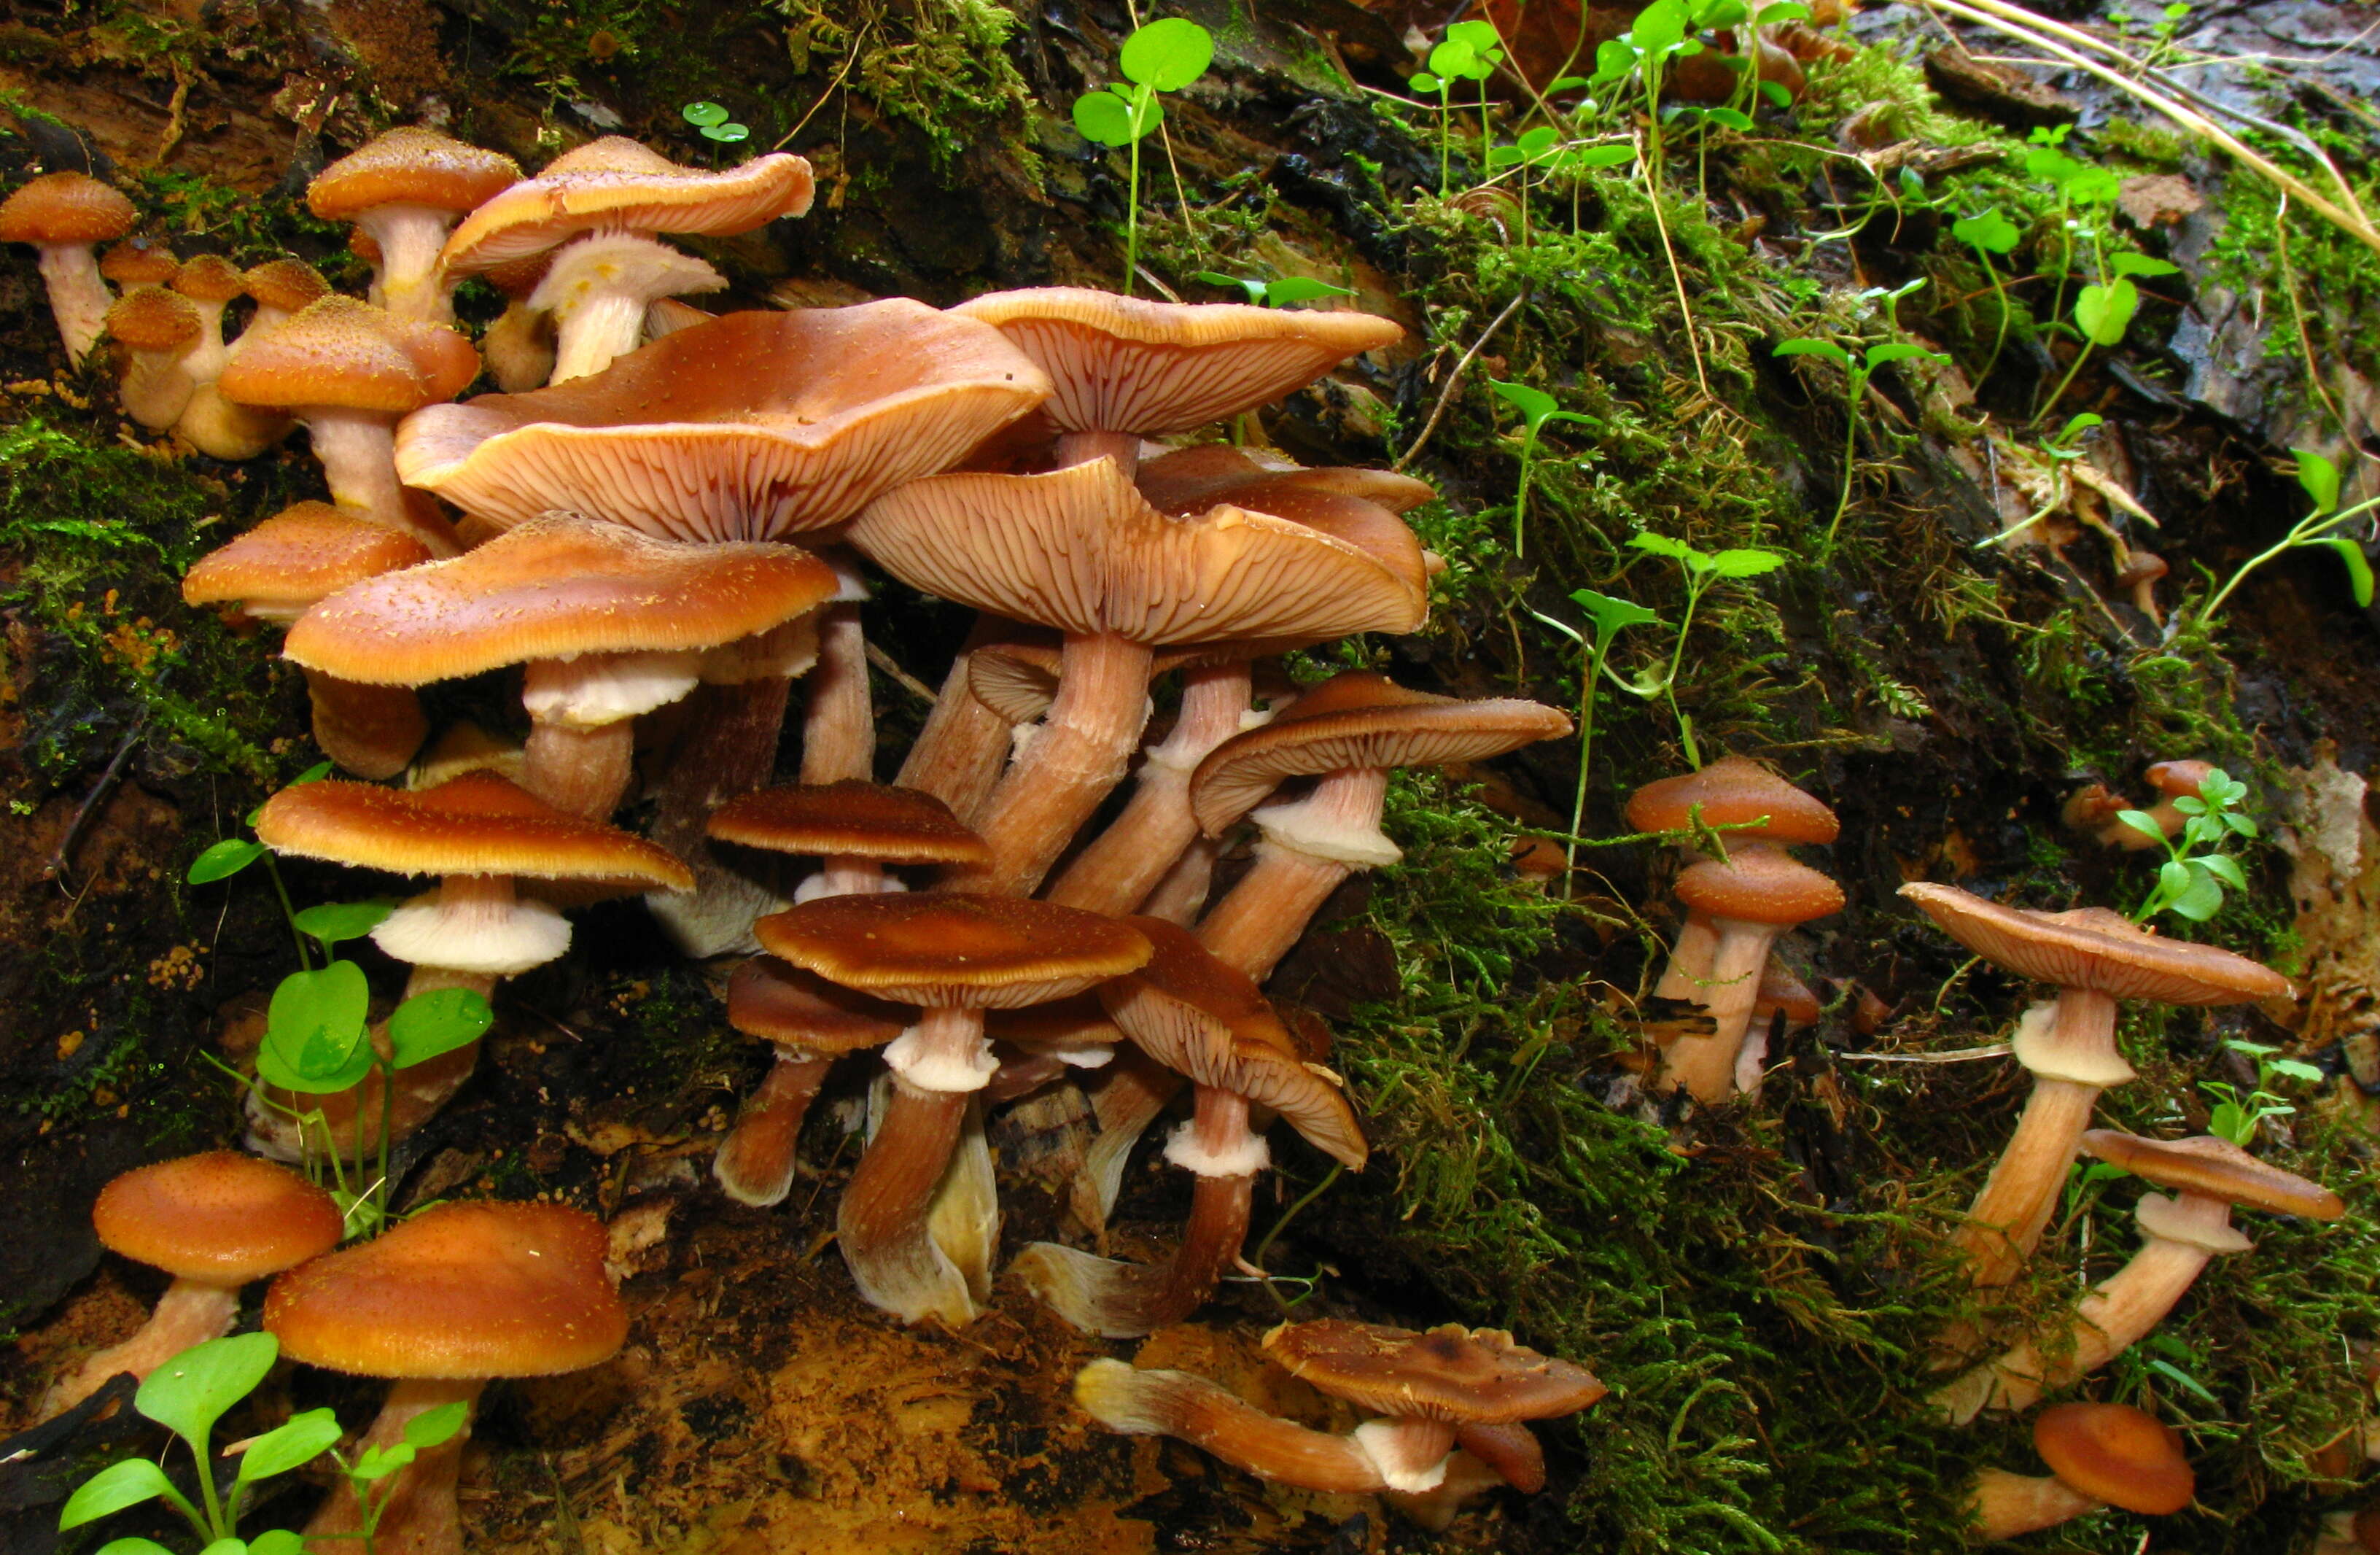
[1,123,2352,1544]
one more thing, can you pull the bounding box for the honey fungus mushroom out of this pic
[306,127,520,323]
[0,170,137,363]
[1967,1402,2195,1540]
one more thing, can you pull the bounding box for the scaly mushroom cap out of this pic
[1625,756,1839,843]
[93,1151,344,1284]
[284,513,837,686]
[1262,1320,1607,1424]
[169,253,246,309]
[950,287,1401,435]
[440,136,814,274]
[393,303,1049,540]
[2080,1131,2344,1220]
[1190,672,1570,837]
[265,1200,625,1378]
[183,502,435,623]
[1136,444,1437,516]
[755,892,1151,1009]
[243,258,332,316]
[217,295,479,413]
[1099,917,1366,1168]
[1673,848,1844,926]
[2033,1403,2195,1516]
[105,284,202,352]
[100,238,180,288]
[307,128,521,220]
[255,769,695,890]
[708,780,991,866]
[1899,883,2295,1005]
[0,171,136,245]
[851,458,1428,651]
[728,957,910,1052]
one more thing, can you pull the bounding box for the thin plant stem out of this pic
[2033,338,2095,427]
[1821,373,1864,560]
[190,1427,230,1540]
[2196,495,2380,622]
[1124,118,1143,295]
[1975,249,2012,380]
[1662,575,1714,768]
[263,854,310,970]
[1512,433,1536,559]
[1251,1164,1342,1271]
[1563,630,1612,891]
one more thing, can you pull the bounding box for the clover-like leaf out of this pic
[2072,277,2139,346]
[257,961,374,1095]
[1119,16,1214,92]
[1951,208,2021,255]
[387,987,495,1071]
[1073,85,1157,146]
[680,101,731,127]
[93,1542,180,1555]
[1628,0,1690,54]
[403,1400,472,1450]
[2168,864,2225,921]
[292,900,392,954]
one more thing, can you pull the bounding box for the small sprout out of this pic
[1773,279,1950,562]
[2193,446,2377,628]
[680,101,750,144]
[1624,532,1785,765]
[1189,271,1356,307]
[1486,378,1598,559]
[1071,16,1214,292]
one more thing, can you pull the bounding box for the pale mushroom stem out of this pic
[1046,660,1252,914]
[795,856,892,903]
[482,301,555,392]
[1195,767,1391,981]
[120,347,198,429]
[1934,1191,2231,1424]
[1140,834,1220,923]
[302,411,462,557]
[800,600,875,785]
[952,632,1155,896]
[303,1376,483,1555]
[1956,994,2119,1287]
[839,1005,990,1326]
[302,667,429,781]
[1967,1467,2104,1541]
[713,1050,835,1208]
[357,206,463,323]
[1055,430,1141,474]
[1653,915,1785,1103]
[894,619,1015,826]
[39,1279,241,1419]
[1651,910,1722,1004]
[39,243,115,364]
[1017,1086,1260,1337]
[646,678,799,957]
[548,288,657,384]
[1073,1359,1401,1494]
[1082,1048,1186,1223]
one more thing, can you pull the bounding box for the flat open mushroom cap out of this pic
[217,295,478,414]
[284,513,836,686]
[308,127,521,220]
[2034,1403,2194,1515]
[393,303,1049,540]
[1262,1320,1607,1424]
[850,458,1428,649]
[2080,1131,2344,1219]
[1625,756,1839,844]
[94,1151,344,1284]
[950,287,1401,434]
[1099,917,1366,1168]
[754,892,1151,1009]
[1190,672,1569,836]
[255,770,695,890]
[0,171,136,244]
[1673,848,1845,926]
[1136,444,1437,516]
[183,502,435,621]
[728,957,910,1052]
[440,137,815,273]
[708,780,990,866]
[1899,883,2296,1005]
[265,1200,626,1379]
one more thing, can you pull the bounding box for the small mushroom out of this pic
[1966,1402,2194,1541]
[712,959,908,1208]
[477,252,556,392]
[526,231,725,383]
[1652,849,1843,1103]
[104,284,203,429]
[98,237,179,292]
[707,780,990,902]
[0,171,138,362]
[2099,759,2216,851]
[307,128,521,322]
[239,257,331,336]
[168,253,246,384]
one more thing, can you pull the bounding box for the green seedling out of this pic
[1486,378,1598,559]
[1073,16,1214,294]
[1951,206,2021,379]
[2119,764,2254,924]
[61,1333,467,1555]
[2199,1037,2325,1147]
[680,101,750,144]
[1484,125,1560,245]
[2195,447,2378,625]
[1772,279,1950,561]
[1408,20,1504,198]
[1191,271,1356,307]
[1623,532,1785,766]
[1528,587,1662,887]
[1588,0,1703,200]
[2035,250,2178,425]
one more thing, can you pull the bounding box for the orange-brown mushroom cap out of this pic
[306,127,521,221]
[244,258,333,315]
[754,892,1151,1009]
[100,238,180,288]
[0,171,136,244]
[1899,883,2295,1005]
[1261,1320,1607,1424]
[183,502,436,621]
[2033,1403,2195,1515]
[1625,756,1839,844]
[2080,1131,2344,1220]
[1135,444,1436,516]
[1190,672,1570,837]
[217,295,478,413]
[170,253,246,307]
[440,137,814,274]
[93,1151,344,1284]
[1673,848,1845,926]
[265,1200,626,1378]
[707,780,990,866]
[949,287,1401,435]
[254,769,695,891]
[284,513,837,687]
[727,958,910,1052]
[106,284,202,352]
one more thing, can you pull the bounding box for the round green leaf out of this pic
[94,1542,181,1555]
[1072,88,1138,147]
[1119,16,1214,91]
[387,987,495,1071]
[703,123,751,143]
[249,1535,306,1555]
[136,1332,279,1449]
[1628,0,1689,55]
[1427,37,1479,77]
[258,961,374,1094]
[680,101,730,127]
[61,1459,176,1529]
[1407,71,1442,92]
[403,1399,472,1450]
[292,900,392,952]
[1951,209,2021,254]
[189,838,266,885]
[2072,277,2138,346]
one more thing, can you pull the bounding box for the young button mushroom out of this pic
[1967,1402,2193,1541]
[39,1152,343,1419]
[181,502,436,778]
[526,231,726,383]
[2098,760,2217,851]
[98,236,179,293]
[755,893,1151,1326]
[1937,1131,2342,1423]
[707,780,990,903]
[476,252,556,392]
[103,284,203,429]
[1651,850,1843,1104]
[1901,882,2295,1288]
[168,253,246,385]
[306,127,521,322]
[1015,918,1365,1338]
[0,171,137,363]
[713,958,909,1208]
[264,1201,626,1555]
[239,257,331,338]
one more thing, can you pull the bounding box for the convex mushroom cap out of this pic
[1673,848,1846,926]
[756,892,1151,1009]
[308,127,521,228]
[2082,1129,2344,1224]
[0,171,138,362]
[184,502,436,623]
[709,781,990,867]
[440,136,814,274]
[1625,755,1838,844]
[2035,1402,2195,1514]
[96,1150,344,1284]
[217,295,479,414]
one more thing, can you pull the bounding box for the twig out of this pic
[864,641,938,707]
[45,721,143,892]
[774,20,876,150]
[1393,289,1528,472]
[1640,129,1714,402]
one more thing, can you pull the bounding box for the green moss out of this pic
[771,0,1031,168]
